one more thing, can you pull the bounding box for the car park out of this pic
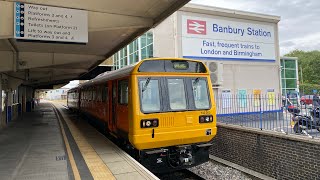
[300,95,313,105]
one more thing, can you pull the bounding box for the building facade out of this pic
[45,88,69,100]
[111,4,282,115]
[280,56,299,95]
[113,32,153,70]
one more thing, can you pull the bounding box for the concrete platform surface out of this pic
[54,102,159,180]
[0,103,69,180]
[0,102,158,180]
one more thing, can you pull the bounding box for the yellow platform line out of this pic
[53,104,115,180]
[55,108,81,180]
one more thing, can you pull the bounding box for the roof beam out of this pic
[24,74,78,85]
[18,52,105,69]
[89,12,153,32]
[32,68,88,74]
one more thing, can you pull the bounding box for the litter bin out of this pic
[26,101,32,112]
[7,106,12,123]
[18,103,22,115]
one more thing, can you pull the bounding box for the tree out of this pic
[285,50,320,94]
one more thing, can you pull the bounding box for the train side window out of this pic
[96,86,100,101]
[96,86,102,101]
[86,89,89,100]
[102,86,108,102]
[90,87,94,101]
[86,89,90,100]
[87,89,89,100]
[92,87,96,101]
[118,80,128,105]
[96,87,99,101]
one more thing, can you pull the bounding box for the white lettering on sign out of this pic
[181,15,276,62]
[14,2,88,43]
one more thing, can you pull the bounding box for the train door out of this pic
[116,79,129,135]
[110,81,117,133]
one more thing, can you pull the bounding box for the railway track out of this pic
[156,169,206,180]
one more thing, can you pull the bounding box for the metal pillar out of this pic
[25,86,33,112]
[18,86,23,114]
[6,91,12,123]
[23,86,26,112]
[0,74,2,128]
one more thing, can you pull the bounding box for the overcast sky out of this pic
[191,0,320,55]
[62,80,79,89]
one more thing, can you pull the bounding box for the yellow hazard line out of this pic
[54,107,81,180]
[53,103,115,180]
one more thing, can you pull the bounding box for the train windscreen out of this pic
[139,77,210,113]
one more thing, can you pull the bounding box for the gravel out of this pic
[188,160,253,180]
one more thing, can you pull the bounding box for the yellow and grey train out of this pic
[67,58,217,172]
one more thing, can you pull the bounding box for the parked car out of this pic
[286,99,300,114]
[300,95,314,105]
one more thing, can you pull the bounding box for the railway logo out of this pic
[187,19,206,35]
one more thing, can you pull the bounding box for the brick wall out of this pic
[210,123,320,179]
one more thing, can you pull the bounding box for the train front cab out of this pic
[128,59,217,172]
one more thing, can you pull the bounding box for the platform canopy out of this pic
[0,0,190,89]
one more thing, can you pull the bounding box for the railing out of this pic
[215,94,320,138]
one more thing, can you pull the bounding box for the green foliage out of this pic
[285,50,320,85]
[285,50,320,94]
[299,83,320,95]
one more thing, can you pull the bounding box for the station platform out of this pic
[0,102,158,180]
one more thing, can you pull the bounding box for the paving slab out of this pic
[0,103,70,180]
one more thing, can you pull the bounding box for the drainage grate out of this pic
[56,155,66,161]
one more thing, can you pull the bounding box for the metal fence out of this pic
[215,93,320,138]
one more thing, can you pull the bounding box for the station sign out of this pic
[181,15,276,62]
[14,2,88,43]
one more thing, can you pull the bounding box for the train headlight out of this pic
[200,116,205,123]
[141,119,159,128]
[152,120,158,127]
[205,117,210,122]
[199,115,213,123]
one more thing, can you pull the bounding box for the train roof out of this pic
[70,58,205,90]
[68,86,81,92]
